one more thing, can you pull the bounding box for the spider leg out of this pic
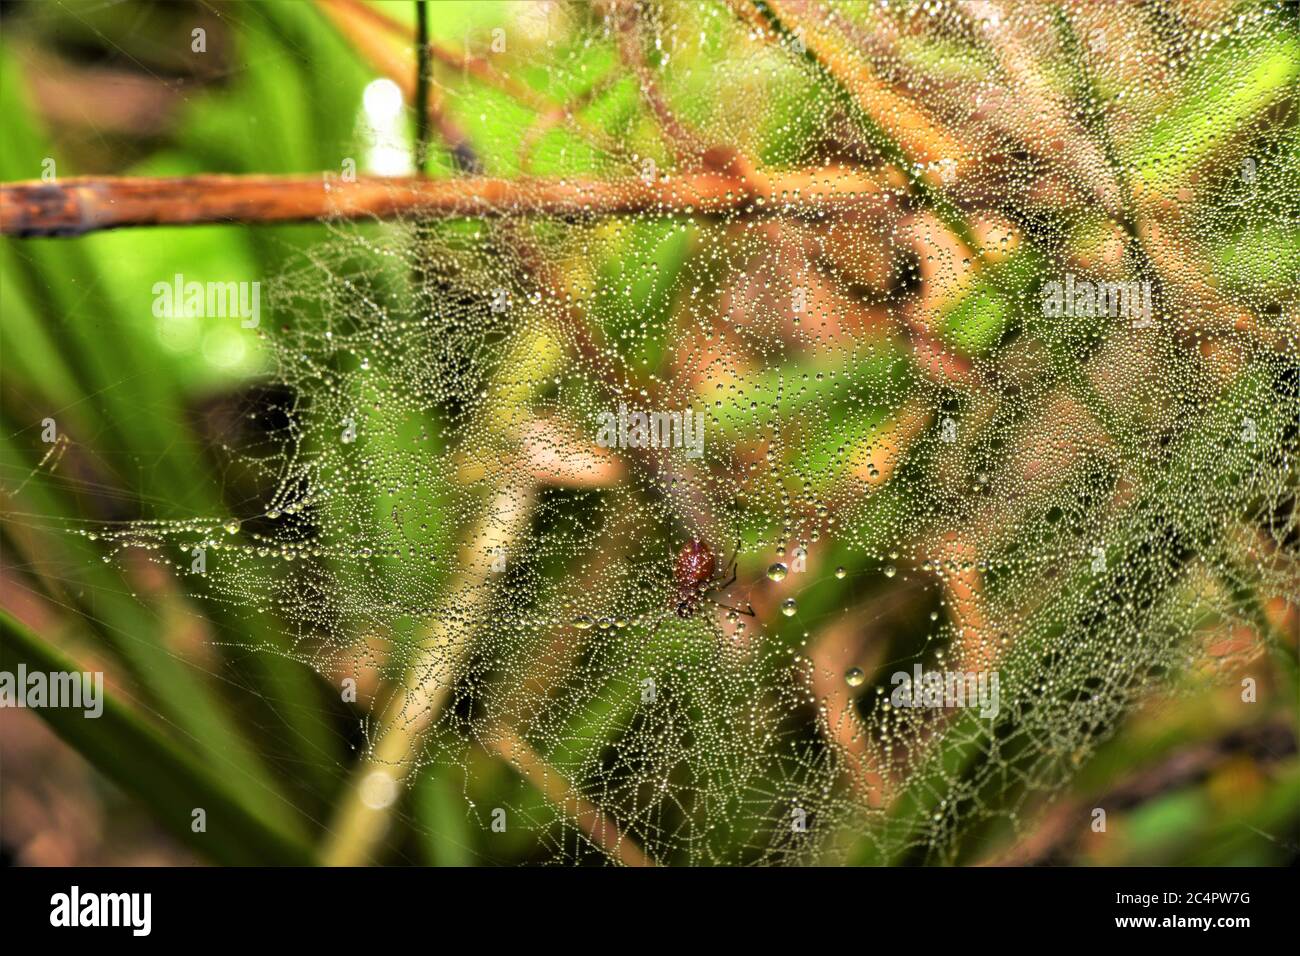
[705,556,751,615]
[700,539,749,616]
[723,538,741,576]
[708,597,756,617]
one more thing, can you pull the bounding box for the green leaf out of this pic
[0,609,316,866]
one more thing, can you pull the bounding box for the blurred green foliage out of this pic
[1,0,1296,867]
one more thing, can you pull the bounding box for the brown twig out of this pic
[610,1,708,165]
[958,0,1122,216]
[730,0,969,191]
[318,0,622,162]
[23,51,184,137]
[484,726,656,867]
[322,0,548,111]
[517,68,622,172]
[0,166,892,237]
[980,718,1297,866]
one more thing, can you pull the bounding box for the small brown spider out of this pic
[673,538,754,618]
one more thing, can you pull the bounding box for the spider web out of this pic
[88,0,1299,865]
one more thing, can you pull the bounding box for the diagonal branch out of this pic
[320,0,550,112]
[316,0,621,163]
[484,726,656,867]
[610,0,708,165]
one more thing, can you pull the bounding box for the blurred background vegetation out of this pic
[1,0,1297,866]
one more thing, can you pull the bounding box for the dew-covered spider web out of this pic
[89,1,1297,865]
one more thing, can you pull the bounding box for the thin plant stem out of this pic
[413,1,431,175]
